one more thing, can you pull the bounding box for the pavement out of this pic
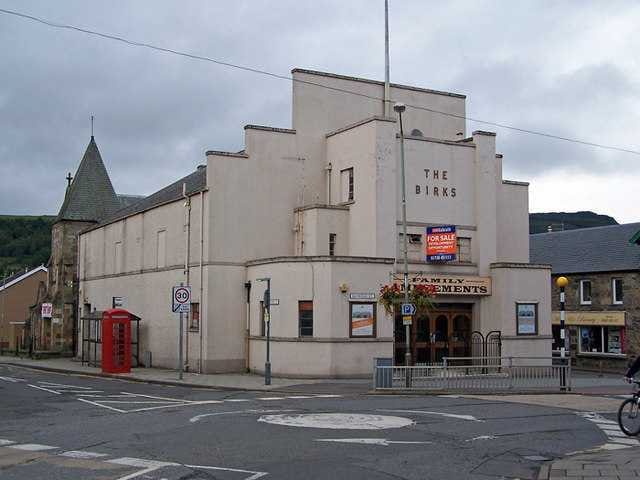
[0,355,372,394]
[538,450,640,479]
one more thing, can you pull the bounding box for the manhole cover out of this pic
[257,413,414,430]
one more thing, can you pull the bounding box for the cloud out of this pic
[0,0,638,224]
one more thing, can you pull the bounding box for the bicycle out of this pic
[618,379,640,436]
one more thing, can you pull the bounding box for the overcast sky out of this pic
[1,1,638,223]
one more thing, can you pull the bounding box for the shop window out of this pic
[349,303,376,338]
[189,303,200,332]
[580,280,592,305]
[579,326,625,355]
[299,301,313,337]
[457,237,471,262]
[340,168,354,202]
[329,233,336,256]
[612,278,623,305]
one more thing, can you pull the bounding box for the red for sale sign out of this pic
[426,226,457,262]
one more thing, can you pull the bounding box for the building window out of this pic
[340,168,354,202]
[329,233,336,256]
[579,326,625,355]
[516,303,538,335]
[260,300,266,337]
[456,237,471,262]
[298,301,313,337]
[156,230,166,268]
[612,278,623,305]
[349,303,376,338]
[189,303,200,332]
[580,280,592,305]
[114,241,122,274]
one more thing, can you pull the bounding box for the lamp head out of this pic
[393,102,406,113]
[556,276,569,288]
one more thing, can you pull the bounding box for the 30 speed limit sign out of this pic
[172,285,191,313]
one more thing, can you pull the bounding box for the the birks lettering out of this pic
[415,169,457,198]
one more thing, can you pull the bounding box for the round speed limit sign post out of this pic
[172,283,191,380]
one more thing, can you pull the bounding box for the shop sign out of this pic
[426,226,457,262]
[349,292,376,301]
[552,311,625,326]
[394,274,491,296]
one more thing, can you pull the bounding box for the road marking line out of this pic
[286,396,314,399]
[77,397,127,413]
[119,392,193,402]
[28,384,62,395]
[378,409,482,422]
[312,394,342,398]
[225,399,250,402]
[184,464,268,479]
[59,450,109,459]
[0,439,16,446]
[257,397,284,400]
[97,400,187,404]
[467,435,497,441]
[602,443,631,450]
[607,437,640,445]
[315,438,432,446]
[0,376,26,382]
[108,457,177,468]
[10,443,58,451]
[190,409,297,423]
[38,382,95,389]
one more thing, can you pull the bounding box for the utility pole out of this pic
[257,277,271,385]
[394,102,411,371]
[384,0,390,117]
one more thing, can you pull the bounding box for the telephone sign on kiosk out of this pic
[172,286,191,313]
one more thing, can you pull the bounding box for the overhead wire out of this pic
[0,6,638,156]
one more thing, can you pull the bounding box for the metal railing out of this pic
[373,356,571,392]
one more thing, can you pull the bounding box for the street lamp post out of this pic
[257,277,271,385]
[394,102,411,370]
[556,276,569,389]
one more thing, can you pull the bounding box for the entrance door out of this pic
[394,304,472,365]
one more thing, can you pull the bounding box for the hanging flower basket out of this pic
[378,283,437,316]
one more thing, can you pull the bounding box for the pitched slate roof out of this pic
[56,137,122,223]
[0,266,47,292]
[117,194,145,208]
[92,166,207,229]
[530,223,640,274]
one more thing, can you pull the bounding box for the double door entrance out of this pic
[394,304,473,365]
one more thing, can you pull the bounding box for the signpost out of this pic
[172,284,191,380]
[257,278,271,385]
[426,226,457,262]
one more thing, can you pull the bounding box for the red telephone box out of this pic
[101,308,132,374]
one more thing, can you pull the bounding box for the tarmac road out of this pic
[0,363,623,479]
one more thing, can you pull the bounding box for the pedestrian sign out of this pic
[172,286,191,313]
[401,303,416,316]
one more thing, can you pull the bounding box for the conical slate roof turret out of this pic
[56,136,121,223]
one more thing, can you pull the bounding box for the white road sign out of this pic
[41,303,53,318]
[172,286,191,313]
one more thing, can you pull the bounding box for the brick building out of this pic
[531,223,640,371]
[0,266,47,351]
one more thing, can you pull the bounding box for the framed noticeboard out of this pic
[516,302,538,335]
[349,302,376,338]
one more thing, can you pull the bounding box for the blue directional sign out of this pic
[401,303,416,316]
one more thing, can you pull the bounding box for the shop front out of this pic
[552,311,627,369]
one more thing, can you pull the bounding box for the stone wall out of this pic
[551,271,640,371]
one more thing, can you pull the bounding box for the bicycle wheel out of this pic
[618,398,640,436]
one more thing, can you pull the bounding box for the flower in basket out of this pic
[378,282,436,316]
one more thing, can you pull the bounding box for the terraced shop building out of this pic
[77,68,552,377]
[531,223,640,371]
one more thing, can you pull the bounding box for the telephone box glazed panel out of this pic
[101,308,132,374]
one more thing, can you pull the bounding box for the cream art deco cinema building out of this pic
[77,68,552,376]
